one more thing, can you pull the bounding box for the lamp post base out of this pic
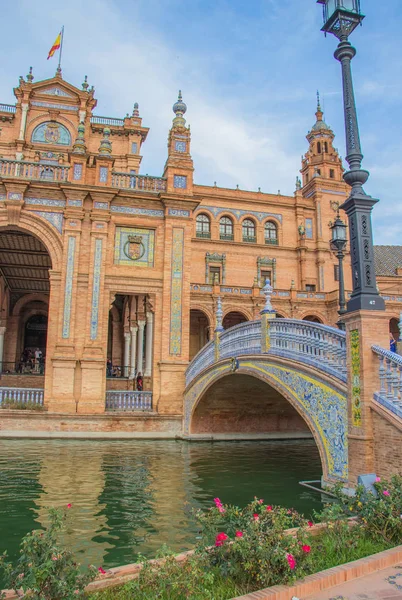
[346,293,385,313]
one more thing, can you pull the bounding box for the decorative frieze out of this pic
[32,211,63,233]
[111,205,164,218]
[168,208,190,218]
[26,198,66,207]
[197,205,283,224]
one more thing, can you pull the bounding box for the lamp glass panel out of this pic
[335,222,347,241]
[327,0,336,17]
[340,0,358,12]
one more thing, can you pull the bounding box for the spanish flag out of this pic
[47,32,61,60]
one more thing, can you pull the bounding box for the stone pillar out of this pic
[123,331,131,378]
[0,326,6,370]
[18,103,29,141]
[129,325,137,379]
[144,312,154,377]
[136,320,146,375]
[344,310,390,485]
[260,279,276,353]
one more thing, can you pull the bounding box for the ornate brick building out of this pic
[0,69,400,415]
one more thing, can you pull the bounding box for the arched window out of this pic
[264,221,278,245]
[219,216,234,241]
[242,218,256,243]
[317,141,322,154]
[31,121,71,146]
[324,142,328,153]
[196,214,211,238]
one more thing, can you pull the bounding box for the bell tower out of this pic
[301,92,343,186]
[163,91,194,194]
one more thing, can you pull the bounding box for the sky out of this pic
[1,0,401,244]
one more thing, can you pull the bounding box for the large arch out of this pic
[222,310,249,330]
[184,356,348,483]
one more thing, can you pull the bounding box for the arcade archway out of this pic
[190,309,210,360]
[223,311,248,330]
[0,229,51,372]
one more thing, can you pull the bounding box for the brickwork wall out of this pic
[372,409,402,478]
[192,374,310,434]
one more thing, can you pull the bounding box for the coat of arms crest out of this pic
[44,122,61,144]
[123,235,145,261]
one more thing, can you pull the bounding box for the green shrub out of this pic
[324,475,402,546]
[0,399,44,411]
[0,508,97,599]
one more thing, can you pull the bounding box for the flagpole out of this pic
[57,26,64,75]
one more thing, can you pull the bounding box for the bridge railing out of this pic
[372,346,402,419]
[186,318,347,387]
[269,319,347,382]
[105,390,153,411]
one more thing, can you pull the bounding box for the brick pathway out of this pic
[303,564,402,600]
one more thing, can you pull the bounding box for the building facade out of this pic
[0,70,400,415]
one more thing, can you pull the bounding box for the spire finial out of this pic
[132,102,139,117]
[98,127,112,155]
[317,90,321,112]
[172,90,187,127]
[26,66,34,83]
[315,90,323,122]
[82,75,89,91]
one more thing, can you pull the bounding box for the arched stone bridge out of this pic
[184,319,349,483]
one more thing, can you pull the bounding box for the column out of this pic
[129,325,137,379]
[18,103,29,141]
[136,320,146,375]
[123,331,131,378]
[0,326,6,370]
[144,312,154,377]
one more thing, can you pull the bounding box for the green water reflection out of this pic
[0,439,323,573]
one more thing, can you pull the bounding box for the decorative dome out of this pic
[173,90,187,117]
[310,91,332,134]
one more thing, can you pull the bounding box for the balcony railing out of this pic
[243,235,256,243]
[265,238,278,245]
[0,103,16,114]
[111,172,167,192]
[105,390,153,411]
[0,159,69,182]
[0,387,44,406]
[220,233,234,241]
[90,115,125,126]
[196,231,211,239]
[372,346,402,419]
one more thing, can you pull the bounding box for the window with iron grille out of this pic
[196,214,211,238]
[264,221,278,245]
[220,216,234,240]
[242,218,256,242]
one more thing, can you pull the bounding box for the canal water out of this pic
[0,439,323,575]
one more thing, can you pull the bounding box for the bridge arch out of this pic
[184,356,348,483]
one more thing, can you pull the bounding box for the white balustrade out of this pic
[0,159,69,182]
[372,346,402,419]
[185,318,347,387]
[105,390,153,411]
[111,172,167,191]
[90,115,125,126]
[0,104,16,113]
[0,387,44,406]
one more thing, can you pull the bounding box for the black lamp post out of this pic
[331,214,348,330]
[317,0,385,312]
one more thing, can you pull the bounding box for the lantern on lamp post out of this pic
[317,0,385,313]
[330,214,348,330]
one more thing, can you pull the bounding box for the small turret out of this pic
[72,122,86,154]
[98,127,112,155]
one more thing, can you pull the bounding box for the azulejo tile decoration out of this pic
[170,228,184,355]
[184,359,348,481]
[31,101,78,112]
[305,218,313,239]
[0,195,6,201]
[114,226,155,267]
[32,211,63,234]
[94,201,108,209]
[67,199,82,207]
[173,175,187,189]
[25,198,66,207]
[111,205,164,218]
[7,192,22,200]
[90,238,103,340]
[31,121,72,145]
[39,87,74,98]
[62,236,76,339]
[168,208,190,218]
[350,328,362,427]
[197,205,283,224]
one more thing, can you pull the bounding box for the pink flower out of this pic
[98,567,106,574]
[307,521,314,528]
[287,509,292,514]
[253,513,259,521]
[67,503,72,509]
[258,499,264,504]
[214,498,225,513]
[215,532,228,547]
[235,531,243,538]
[286,553,296,570]
[375,477,381,483]
[267,505,273,511]
[51,555,58,561]
[302,545,311,554]
[383,490,390,496]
